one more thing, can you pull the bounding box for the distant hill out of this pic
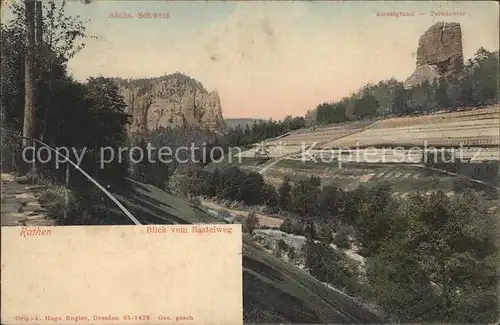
[225,118,265,128]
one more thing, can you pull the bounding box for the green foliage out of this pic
[287,245,296,263]
[304,240,361,295]
[308,175,321,187]
[435,77,451,108]
[2,1,128,183]
[311,49,499,125]
[276,238,289,252]
[315,101,347,125]
[244,211,259,235]
[279,217,293,233]
[366,191,499,323]
[178,165,497,322]
[407,80,437,112]
[318,185,343,225]
[290,180,321,224]
[333,229,350,249]
[278,176,292,211]
[169,165,281,210]
[224,115,306,148]
[342,184,399,255]
[262,183,279,212]
[466,48,499,105]
[353,93,379,118]
[279,217,305,236]
[242,172,266,205]
[317,224,333,246]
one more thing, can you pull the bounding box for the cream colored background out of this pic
[1,225,242,325]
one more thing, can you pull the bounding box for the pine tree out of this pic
[278,176,292,211]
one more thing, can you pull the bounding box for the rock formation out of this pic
[404,22,463,88]
[115,73,226,133]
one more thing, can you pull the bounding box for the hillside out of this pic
[108,179,382,324]
[320,105,499,148]
[230,105,498,161]
[206,105,499,205]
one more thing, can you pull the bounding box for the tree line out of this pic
[310,48,499,125]
[223,115,306,148]
[1,1,130,224]
[169,164,498,323]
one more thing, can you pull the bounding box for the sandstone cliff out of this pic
[114,73,226,133]
[405,22,463,88]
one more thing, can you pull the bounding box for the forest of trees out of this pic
[170,164,498,323]
[312,48,499,125]
[1,0,130,223]
[223,115,306,148]
[301,185,498,323]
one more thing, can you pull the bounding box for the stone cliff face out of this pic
[405,22,463,88]
[115,73,226,133]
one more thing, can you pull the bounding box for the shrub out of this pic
[287,246,296,263]
[276,238,289,252]
[333,229,350,249]
[279,217,293,233]
[318,224,334,245]
[243,211,259,235]
[187,195,201,207]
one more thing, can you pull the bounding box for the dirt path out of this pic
[1,173,55,226]
[200,200,284,228]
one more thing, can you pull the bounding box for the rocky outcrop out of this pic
[404,22,463,88]
[115,73,226,133]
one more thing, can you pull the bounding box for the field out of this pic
[263,160,499,207]
[321,105,499,148]
[231,106,499,162]
[205,106,500,218]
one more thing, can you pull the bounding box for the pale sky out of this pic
[3,1,500,119]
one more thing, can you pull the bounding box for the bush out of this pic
[37,185,98,225]
[277,238,289,252]
[243,211,259,235]
[279,216,307,236]
[333,229,350,249]
[287,246,296,263]
[318,224,334,245]
[253,235,264,242]
[187,195,201,207]
[279,217,294,233]
[39,185,75,220]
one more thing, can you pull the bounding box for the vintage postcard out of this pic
[1,0,499,324]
